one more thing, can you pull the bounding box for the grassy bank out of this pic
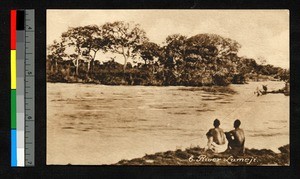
[116,144,289,166]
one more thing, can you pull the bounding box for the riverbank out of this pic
[116,144,289,166]
[48,67,282,86]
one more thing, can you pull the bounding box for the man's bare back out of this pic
[227,128,245,147]
[226,119,245,154]
[205,119,227,153]
[206,127,226,145]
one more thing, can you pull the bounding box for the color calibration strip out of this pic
[11,9,35,167]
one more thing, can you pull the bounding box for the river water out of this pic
[47,81,289,165]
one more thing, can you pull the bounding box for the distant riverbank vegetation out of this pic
[47,21,289,86]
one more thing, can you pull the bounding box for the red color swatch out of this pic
[11,10,16,50]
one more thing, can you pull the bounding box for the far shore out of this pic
[46,78,285,86]
[116,144,289,166]
[47,80,288,95]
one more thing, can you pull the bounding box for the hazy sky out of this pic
[47,10,289,68]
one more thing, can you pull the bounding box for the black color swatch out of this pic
[17,10,24,30]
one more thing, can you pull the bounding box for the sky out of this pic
[47,10,289,69]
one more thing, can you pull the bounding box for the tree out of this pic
[102,21,149,72]
[185,34,241,66]
[159,34,188,85]
[138,41,162,83]
[237,57,258,74]
[79,25,109,73]
[139,41,161,64]
[62,27,85,76]
[47,40,67,73]
[62,25,107,76]
[277,68,289,81]
[257,56,267,65]
[165,34,188,62]
[185,34,241,85]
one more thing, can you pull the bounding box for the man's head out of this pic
[213,119,220,128]
[234,119,241,128]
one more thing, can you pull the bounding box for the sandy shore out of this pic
[116,144,289,166]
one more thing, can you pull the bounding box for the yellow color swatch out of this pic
[11,50,16,89]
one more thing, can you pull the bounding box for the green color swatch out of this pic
[11,89,16,129]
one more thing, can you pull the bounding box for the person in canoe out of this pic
[255,85,268,96]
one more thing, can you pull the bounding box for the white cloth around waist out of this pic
[210,140,228,153]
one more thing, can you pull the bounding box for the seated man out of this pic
[205,119,227,153]
[225,119,245,155]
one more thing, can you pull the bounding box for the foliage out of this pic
[101,21,148,72]
[47,21,289,86]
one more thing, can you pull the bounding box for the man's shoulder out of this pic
[228,129,236,134]
[208,128,215,132]
[237,128,244,132]
[206,128,215,136]
[215,128,225,133]
[219,128,224,132]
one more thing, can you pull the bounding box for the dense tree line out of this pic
[47,21,289,86]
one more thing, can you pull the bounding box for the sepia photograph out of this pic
[46,10,289,166]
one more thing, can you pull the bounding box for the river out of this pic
[47,81,289,165]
